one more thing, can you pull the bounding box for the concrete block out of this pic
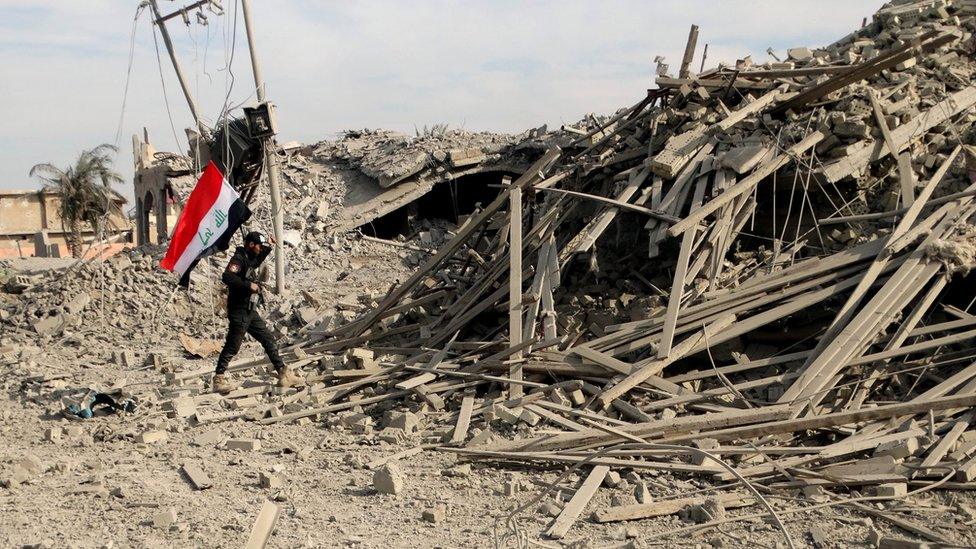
[787,47,814,61]
[872,483,907,498]
[875,437,919,460]
[180,463,213,490]
[373,463,404,495]
[153,508,178,529]
[44,427,62,442]
[422,504,446,523]
[259,472,282,489]
[18,456,44,475]
[193,429,222,447]
[135,431,168,444]
[384,411,419,433]
[226,438,261,451]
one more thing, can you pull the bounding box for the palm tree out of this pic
[30,144,125,258]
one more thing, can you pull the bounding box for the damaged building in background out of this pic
[0,188,129,259]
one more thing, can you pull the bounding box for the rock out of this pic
[603,470,622,488]
[32,314,64,336]
[373,463,404,495]
[539,501,562,517]
[65,293,91,315]
[153,507,178,529]
[442,463,471,478]
[135,431,168,444]
[688,497,726,524]
[383,410,419,433]
[634,481,651,504]
[44,427,62,442]
[260,472,282,489]
[17,456,43,475]
[422,504,446,523]
[787,47,814,61]
[282,229,303,248]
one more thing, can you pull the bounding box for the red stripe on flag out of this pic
[160,161,226,271]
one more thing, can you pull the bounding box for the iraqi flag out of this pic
[161,161,250,286]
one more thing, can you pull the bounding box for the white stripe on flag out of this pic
[172,179,241,276]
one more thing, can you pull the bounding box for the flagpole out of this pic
[240,0,286,295]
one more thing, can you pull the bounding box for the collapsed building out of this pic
[5,0,976,546]
[256,2,976,542]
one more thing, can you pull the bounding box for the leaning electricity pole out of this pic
[148,0,208,136]
[240,0,287,294]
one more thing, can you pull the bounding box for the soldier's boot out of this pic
[212,374,237,394]
[276,367,305,389]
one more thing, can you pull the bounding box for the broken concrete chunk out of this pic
[225,438,261,451]
[135,431,168,444]
[152,507,178,529]
[259,472,282,489]
[787,47,814,62]
[373,463,404,495]
[421,504,446,523]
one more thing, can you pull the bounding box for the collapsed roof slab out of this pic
[331,160,531,234]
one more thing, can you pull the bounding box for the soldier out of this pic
[212,231,303,394]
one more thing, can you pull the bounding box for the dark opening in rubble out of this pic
[357,171,518,239]
[727,172,858,257]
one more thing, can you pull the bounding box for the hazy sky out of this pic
[0,0,883,205]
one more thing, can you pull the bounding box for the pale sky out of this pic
[0,0,883,205]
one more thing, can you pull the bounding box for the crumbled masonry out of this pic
[4,1,976,546]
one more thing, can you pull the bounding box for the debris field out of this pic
[5,1,976,548]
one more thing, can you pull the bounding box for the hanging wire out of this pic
[150,16,187,153]
[114,3,148,147]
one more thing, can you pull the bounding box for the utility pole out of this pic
[240,0,287,294]
[148,0,206,136]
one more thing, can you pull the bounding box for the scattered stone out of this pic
[193,429,222,447]
[373,463,404,495]
[135,431,167,444]
[226,438,261,451]
[422,504,446,523]
[260,472,282,489]
[44,427,62,442]
[153,508,178,529]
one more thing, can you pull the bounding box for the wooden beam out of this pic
[534,186,679,223]
[668,131,825,237]
[449,394,476,445]
[679,24,700,79]
[243,500,281,549]
[821,85,976,183]
[663,393,976,444]
[869,89,914,207]
[509,180,523,399]
[594,492,753,523]
[545,466,609,539]
[597,314,735,406]
[346,147,560,337]
[659,174,709,357]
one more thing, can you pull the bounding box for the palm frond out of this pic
[28,144,125,257]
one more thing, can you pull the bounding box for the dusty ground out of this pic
[3,245,976,549]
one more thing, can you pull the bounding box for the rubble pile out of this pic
[150,2,976,544]
[0,248,225,345]
[308,128,520,188]
[6,1,976,545]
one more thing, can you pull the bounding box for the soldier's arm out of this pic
[222,258,255,293]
